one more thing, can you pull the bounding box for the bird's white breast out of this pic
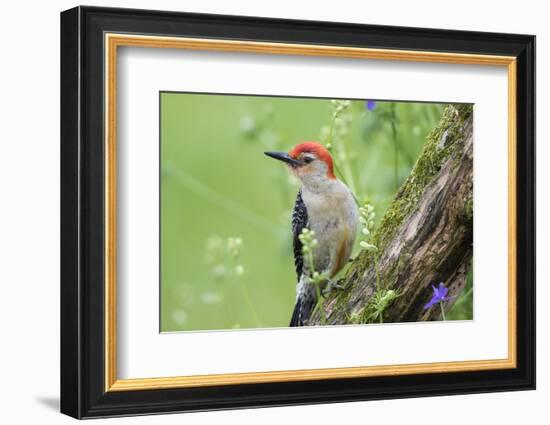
[301,179,359,275]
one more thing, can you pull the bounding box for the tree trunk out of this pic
[309,104,473,325]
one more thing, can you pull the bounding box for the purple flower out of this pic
[365,100,376,111]
[424,282,454,310]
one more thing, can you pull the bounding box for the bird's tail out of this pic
[289,292,316,327]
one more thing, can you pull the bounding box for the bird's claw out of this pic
[322,280,344,297]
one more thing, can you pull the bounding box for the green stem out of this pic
[240,280,262,327]
[338,138,357,196]
[333,162,349,186]
[231,250,261,327]
[328,112,337,144]
[216,277,234,326]
[307,250,316,279]
[328,114,349,185]
[333,163,361,207]
[390,103,399,191]
[439,301,446,321]
[167,163,279,237]
[327,109,358,198]
[306,246,325,323]
[461,286,473,299]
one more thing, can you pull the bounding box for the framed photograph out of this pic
[60,6,535,419]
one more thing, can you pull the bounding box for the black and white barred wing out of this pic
[291,189,309,280]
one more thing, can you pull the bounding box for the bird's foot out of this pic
[322,279,344,297]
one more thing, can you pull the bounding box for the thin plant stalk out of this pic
[390,102,399,191]
[327,110,358,197]
[306,248,324,321]
[239,280,262,327]
[167,163,278,236]
[439,301,446,321]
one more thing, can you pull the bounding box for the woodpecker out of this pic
[265,142,359,326]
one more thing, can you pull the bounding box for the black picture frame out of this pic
[61,5,535,419]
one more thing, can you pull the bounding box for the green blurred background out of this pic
[160,93,473,332]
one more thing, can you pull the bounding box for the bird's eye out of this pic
[303,156,314,164]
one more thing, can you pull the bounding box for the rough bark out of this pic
[309,104,473,325]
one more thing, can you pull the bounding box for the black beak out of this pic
[264,151,302,167]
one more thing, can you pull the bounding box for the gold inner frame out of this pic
[104,33,518,392]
